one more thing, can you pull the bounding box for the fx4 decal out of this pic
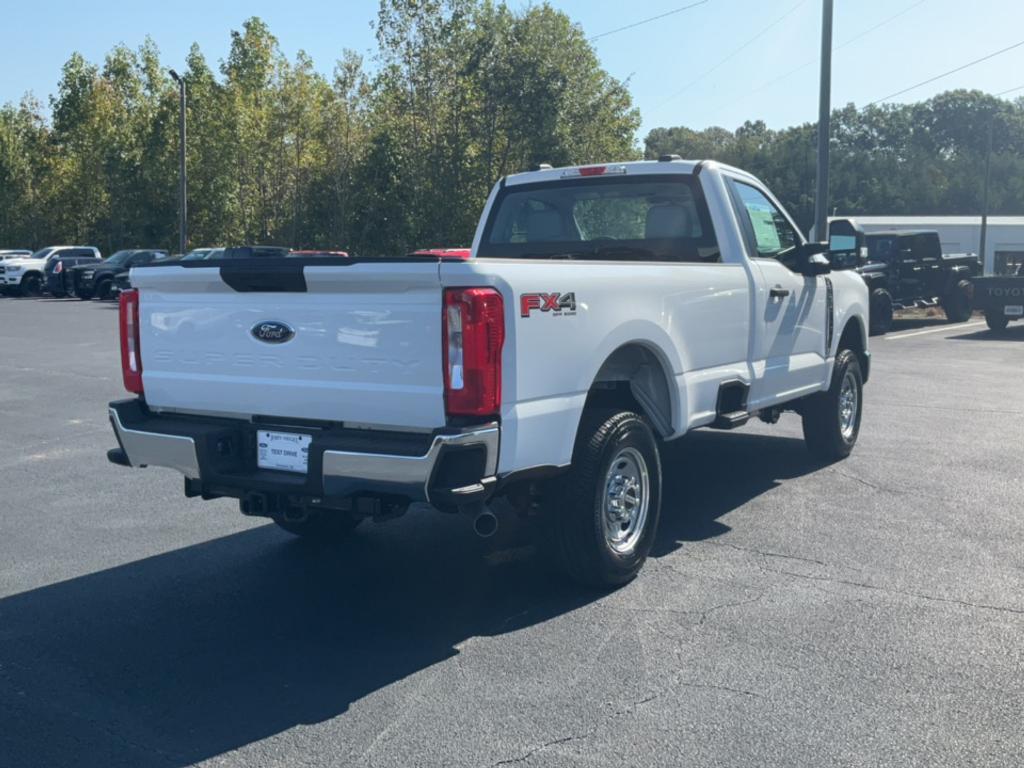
[520,292,577,318]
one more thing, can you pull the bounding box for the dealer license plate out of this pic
[257,430,311,474]
[1004,305,1023,317]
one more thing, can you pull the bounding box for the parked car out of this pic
[71,249,168,300]
[107,158,870,587]
[829,222,981,335]
[1,246,101,296]
[971,262,1024,332]
[45,249,104,298]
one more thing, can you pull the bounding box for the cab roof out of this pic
[503,158,755,187]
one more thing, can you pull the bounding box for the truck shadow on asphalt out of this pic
[948,325,1024,342]
[0,430,816,767]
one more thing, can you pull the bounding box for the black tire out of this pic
[802,349,864,462]
[77,289,94,300]
[274,510,361,540]
[95,278,114,301]
[942,279,973,323]
[544,409,662,588]
[20,273,43,297]
[869,288,893,336]
[985,312,1009,333]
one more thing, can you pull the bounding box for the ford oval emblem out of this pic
[251,321,295,344]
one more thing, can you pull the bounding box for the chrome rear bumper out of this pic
[108,400,499,506]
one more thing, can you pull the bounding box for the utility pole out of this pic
[812,0,834,242]
[979,116,993,273]
[169,69,187,255]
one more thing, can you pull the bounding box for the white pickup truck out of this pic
[108,159,869,586]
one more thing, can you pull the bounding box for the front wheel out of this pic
[95,279,114,301]
[942,279,973,323]
[544,409,662,588]
[802,349,864,462]
[20,273,43,297]
[985,311,1010,333]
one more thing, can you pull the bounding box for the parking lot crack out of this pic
[674,680,761,698]
[768,568,1024,616]
[703,541,827,566]
[827,468,907,495]
[490,694,658,766]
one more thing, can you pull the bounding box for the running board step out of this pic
[712,410,750,430]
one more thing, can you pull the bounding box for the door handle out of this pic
[769,286,790,299]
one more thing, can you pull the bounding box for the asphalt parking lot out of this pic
[1,296,1022,768]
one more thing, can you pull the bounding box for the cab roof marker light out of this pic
[561,165,628,179]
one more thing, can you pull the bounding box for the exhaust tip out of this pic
[473,510,498,538]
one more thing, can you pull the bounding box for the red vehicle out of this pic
[409,248,471,259]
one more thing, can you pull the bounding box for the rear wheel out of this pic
[942,279,973,323]
[77,289,94,300]
[274,510,361,540]
[802,349,864,462]
[20,273,43,297]
[869,288,893,336]
[544,409,662,588]
[985,311,1009,333]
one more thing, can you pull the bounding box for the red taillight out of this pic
[119,289,143,394]
[443,288,505,418]
[579,165,606,176]
[54,261,63,274]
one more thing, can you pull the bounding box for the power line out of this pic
[654,0,808,109]
[739,0,927,106]
[833,0,926,52]
[589,0,710,42]
[677,0,927,126]
[995,83,1024,97]
[867,38,1024,106]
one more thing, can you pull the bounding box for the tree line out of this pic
[0,2,639,255]
[0,0,1020,254]
[646,90,1024,233]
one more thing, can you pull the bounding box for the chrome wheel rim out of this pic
[839,370,859,441]
[602,447,650,555]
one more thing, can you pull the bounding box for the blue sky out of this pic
[3,0,1022,138]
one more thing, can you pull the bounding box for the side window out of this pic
[730,181,799,260]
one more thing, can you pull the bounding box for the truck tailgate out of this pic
[131,261,446,429]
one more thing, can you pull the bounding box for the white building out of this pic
[831,216,1024,275]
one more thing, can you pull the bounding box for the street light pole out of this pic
[813,0,834,242]
[169,69,187,256]
[979,116,993,273]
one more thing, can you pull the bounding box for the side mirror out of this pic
[827,218,866,270]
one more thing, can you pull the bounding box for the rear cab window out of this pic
[479,174,720,263]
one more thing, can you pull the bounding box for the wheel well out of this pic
[838,319,869,381]
[585,343,674,437]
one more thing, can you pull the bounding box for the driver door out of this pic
[727,179,829,407]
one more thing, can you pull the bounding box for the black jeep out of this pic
[829,221,981,335]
